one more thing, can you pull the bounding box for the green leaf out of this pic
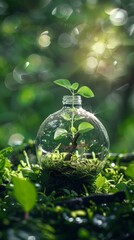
[0,147,13,157]
[61,113,71,121]
[12,176,37,213]
[74,115,84,122]
[125,163,134,180]
[78,122,94,134]
[95,174,106,189]
[116,183,127,191]
[54,128,68,140]
[71,82,79,91]
[77,86,94,98]
[54,79,71,90]
[0,157,5,170]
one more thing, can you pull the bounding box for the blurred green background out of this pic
[0,0,134,152]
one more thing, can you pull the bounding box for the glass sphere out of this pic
[36,95,110,164]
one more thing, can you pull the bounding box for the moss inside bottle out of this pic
[36,95,110,166]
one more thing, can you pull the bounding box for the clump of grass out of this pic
[40,152,106,194]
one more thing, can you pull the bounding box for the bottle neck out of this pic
[62,95,82,108]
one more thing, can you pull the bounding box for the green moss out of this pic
[40,153,106,194]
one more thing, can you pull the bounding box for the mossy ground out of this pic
[40,153,106,194]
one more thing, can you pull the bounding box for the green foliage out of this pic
[61,112,71,121]
[95,174,106,190]
[0,157,5,171]
[41,151,104,193]
[78,122,94,134]
[0,147,12,182]
[0,0,133,155]
[54,128,68,140]
[77,86,94,98]
[71,82,79,91]
[125,163,134,180]
[53,79,94,150]
[54,79,94,98]
[0,143,134,240]
[54,79,71,90]
[0,0,134,238]
[12,176,37,213]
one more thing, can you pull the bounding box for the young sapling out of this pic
[54,79,94,159]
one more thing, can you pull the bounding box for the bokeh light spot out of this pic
[129,24,134,36]
[2,15,20,33]
[0,0,8,15]
[5,72,18,91]
[8,133,24,146]
[58,33,74,48]
[87,0,98,8]
[41,0,51,8]
[106,37,120,49]
[110,8,128,26]
[13,54,53,83]
[113,60,118,66]
[92,42,105,54]
[28,236,36,240]
[38,31,51,48]
[85,56,98,73]
[27,54,43,72]
[25,61,30,68]
[52,4,73,20]
[18,87,36,106]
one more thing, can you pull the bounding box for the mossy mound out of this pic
[40,153,106,194]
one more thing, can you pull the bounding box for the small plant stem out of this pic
[65,132,79,160]
[71,91,75,138]
[23,150,31,169]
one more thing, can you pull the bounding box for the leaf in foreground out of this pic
[12,176,37,213]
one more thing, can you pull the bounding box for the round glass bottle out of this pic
[36,95,110,164]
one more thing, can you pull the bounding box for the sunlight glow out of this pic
[92,42,105,55]
[85,56,98,73]
[106,37,120,49]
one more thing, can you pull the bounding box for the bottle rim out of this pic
[62,95,82,106]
